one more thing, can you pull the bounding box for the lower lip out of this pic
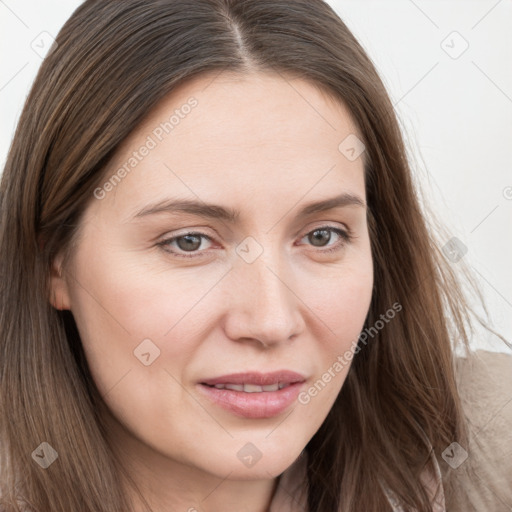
[197,382,304,419]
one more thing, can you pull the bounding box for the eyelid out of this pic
[296,225,353,253]
[156,231,215,258]
[157,223,354,259]
[296,221,352,240]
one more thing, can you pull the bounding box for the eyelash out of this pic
[157,226,353,259]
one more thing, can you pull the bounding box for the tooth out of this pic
[211,383,285,392]
[225,384,244,391]
[243,384,264,393]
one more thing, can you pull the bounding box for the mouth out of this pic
[202,382,290,392]
[197,371,306,419]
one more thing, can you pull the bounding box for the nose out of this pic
[222,247,305,348]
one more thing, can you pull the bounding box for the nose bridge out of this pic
[226,240,304,345]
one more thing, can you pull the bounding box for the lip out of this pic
[198,370,306,419]
[200,370,306,387]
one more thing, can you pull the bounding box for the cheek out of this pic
[69,242,223,339]
[308,254,373,343]
[85,252,229,337]
[66,253,202,452]
[319,275,372,326]
[66,242,236,421]
[299,254,373,404]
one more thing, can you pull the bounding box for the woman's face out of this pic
[52,71,373,483]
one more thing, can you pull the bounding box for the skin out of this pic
[50,71,374,512]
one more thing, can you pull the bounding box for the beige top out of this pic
[270,349,512,511]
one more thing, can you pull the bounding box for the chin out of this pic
[199,442,305,481]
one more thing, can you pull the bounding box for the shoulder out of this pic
[443,349,512,511]
[455,348,512,385]
[455,349,512,437]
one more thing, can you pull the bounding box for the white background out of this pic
[1,0,510,353]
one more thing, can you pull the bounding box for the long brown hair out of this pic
[0,1,506,511]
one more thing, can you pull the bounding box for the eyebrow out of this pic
[129,192,366,223]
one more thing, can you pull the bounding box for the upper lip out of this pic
[200,370,306,386]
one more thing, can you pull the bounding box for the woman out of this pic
[0,1,510,511]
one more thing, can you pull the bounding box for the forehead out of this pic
[151,70,360,149]
[94,71,366,223]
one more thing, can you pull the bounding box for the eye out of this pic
[157,225,353,259]
[157,232,214,259]
[298,226,352,254]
